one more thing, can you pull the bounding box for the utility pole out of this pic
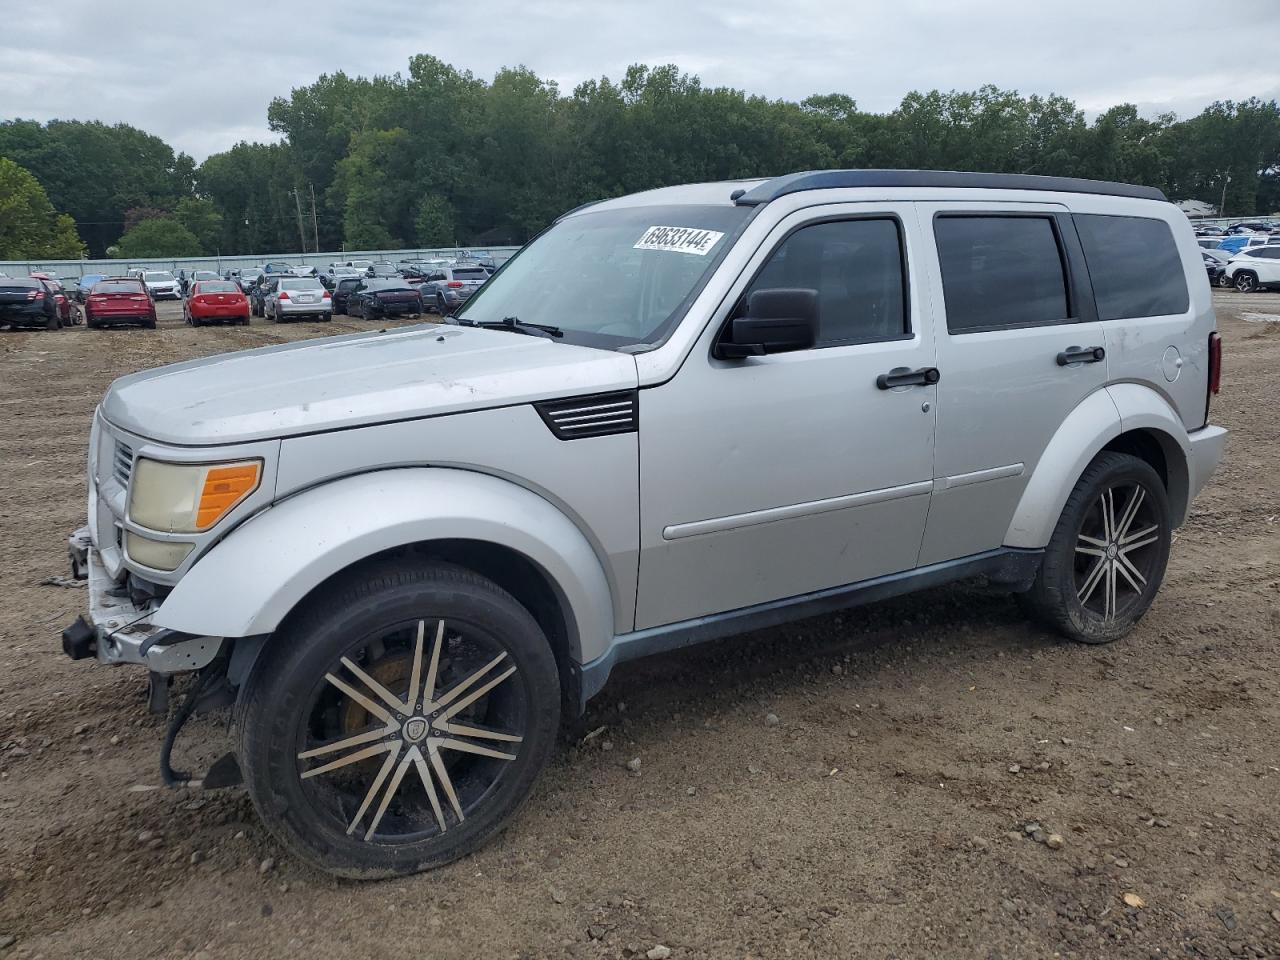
[1219,172,1231,218]
[309,183,320,253]
[290,189,307,253]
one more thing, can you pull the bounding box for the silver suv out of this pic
[62,170,1226,879]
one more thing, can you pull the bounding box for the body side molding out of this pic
[662,479,934,541]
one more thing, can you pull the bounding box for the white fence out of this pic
[0,246,522,279]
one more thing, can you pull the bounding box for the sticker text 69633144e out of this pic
[634,225,726,256]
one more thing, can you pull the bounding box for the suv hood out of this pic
[102,324,638,445]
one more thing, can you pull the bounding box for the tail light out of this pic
[30,290,44,301]
[447,281,463,288]
[322,290,331,299]
[278,291,290,300]
[1205,331,1222,424]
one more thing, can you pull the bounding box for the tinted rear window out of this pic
[280,278,322,290]
[94,281,144,293]
[0,278,41,289]
[366,280,411,291]
[452,268,487,280]
[1074,214,1189,320]
[197,281,239,293]
[935,216,1070,332]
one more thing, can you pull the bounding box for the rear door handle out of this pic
[1056,345,1106,366]
[876,366,941,390]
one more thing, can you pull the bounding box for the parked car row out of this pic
[0,275,81,329]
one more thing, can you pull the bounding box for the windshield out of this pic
[281,278,323,290]
[457,204,752,349]
[144,271,175,282]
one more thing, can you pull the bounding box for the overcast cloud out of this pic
[2,0,1278,162]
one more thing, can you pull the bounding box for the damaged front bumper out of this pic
[62,526,223,674]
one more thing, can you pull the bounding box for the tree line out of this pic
[2,56,1279,260]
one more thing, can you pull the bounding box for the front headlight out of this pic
[128,458,262,533]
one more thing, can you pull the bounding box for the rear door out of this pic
[914,201,1106,563]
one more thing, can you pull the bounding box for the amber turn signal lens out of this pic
[196,463,261,529]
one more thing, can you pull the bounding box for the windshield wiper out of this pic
[453,315,563,339]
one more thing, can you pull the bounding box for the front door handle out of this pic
[876,366,941,390]
[1056,345,1106,366]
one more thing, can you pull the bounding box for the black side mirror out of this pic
[715,288,819,360]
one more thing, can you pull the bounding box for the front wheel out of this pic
[1019,452,1171,643]
[237,562,561,879]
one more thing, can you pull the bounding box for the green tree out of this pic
[0,157,85,259]
[174,197,224,253]
[0,119,195,255]
[414,195,455,245]
[113,218,202,258]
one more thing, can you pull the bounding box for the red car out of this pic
[30,273,81,326]
[184,279,250,326]
[84,277,157,329]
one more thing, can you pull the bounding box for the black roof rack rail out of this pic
[733,169,1168,205]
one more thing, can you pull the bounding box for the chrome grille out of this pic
[535,391,638,440]
[113,442,134,486]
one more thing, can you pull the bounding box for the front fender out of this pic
[150,468,615,662]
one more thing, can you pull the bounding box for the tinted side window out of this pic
[934,216,1070,333]
[745,218,907,346]
[1074,214,1189,320]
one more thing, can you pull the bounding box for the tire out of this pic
[437,294,447,314]
[144,318,157,329]
[1235,271,1258,293]
[1019,451,1171,644]
[237,561,560,879]
[46,310,61,330]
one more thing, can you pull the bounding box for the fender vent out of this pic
[113,443,134,485]
[535,390,638,440]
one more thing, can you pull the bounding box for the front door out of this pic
[914,202,1108,564]
[635,204,938,630]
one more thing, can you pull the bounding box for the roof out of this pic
[734,169,1168,205]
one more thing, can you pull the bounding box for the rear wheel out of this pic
[144,318,157,329]
[1235,271,1258,292]
[237,562,560,878]
[1019,452,1170,644]
[46,311,61,330]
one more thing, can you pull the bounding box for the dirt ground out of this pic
[0,294,1277,960]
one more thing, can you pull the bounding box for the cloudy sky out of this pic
[3,0,1278,161]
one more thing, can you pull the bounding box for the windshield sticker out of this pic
[634,225,726,256]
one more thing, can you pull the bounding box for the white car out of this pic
[1223,246,1280,292]
[141,270,181,300]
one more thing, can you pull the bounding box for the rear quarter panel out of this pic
[1064,196,1214,429]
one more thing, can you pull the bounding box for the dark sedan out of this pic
[331,277,365,315]
[345,279,423,319]
[0,277,62,329]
